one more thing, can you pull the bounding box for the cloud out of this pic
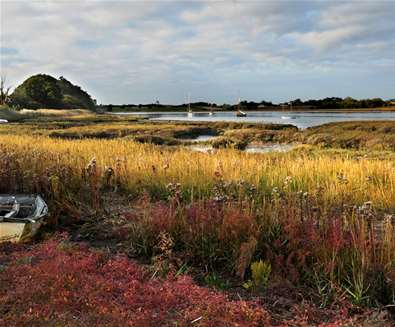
[1,0,394,103]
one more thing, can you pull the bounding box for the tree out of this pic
[0,76,11,105]
[23,74,62,107]
[10,74,96,110]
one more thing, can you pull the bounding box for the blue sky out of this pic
[1,0,394,104]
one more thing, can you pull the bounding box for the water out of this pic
[187,145,214,153]
[245,144,295,153]
[114,111,395,129]
[187,143,295,154]
[179,135,217,143]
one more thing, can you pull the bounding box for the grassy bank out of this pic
[300,121,395,151]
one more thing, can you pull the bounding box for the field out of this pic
[1,111,395,326]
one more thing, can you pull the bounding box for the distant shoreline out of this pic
[110,106,395,113]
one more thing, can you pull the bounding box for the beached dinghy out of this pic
[0,195,48,243]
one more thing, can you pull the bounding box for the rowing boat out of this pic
[0,195,48,243]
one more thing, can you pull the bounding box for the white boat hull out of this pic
[0,219,44,243]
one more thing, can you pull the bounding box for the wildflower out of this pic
[237,179,246,186]
[166,182,182,200]
[283,176,293,186]
[213,195,228,203]
[336,171,348,184]
[214,162,223,178]
[104,167,114,185]
[85,157,97,176]
[356,201,374,219]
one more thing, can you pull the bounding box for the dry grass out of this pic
[0,134,394,210]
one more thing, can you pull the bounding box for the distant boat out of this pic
[187,93,193,117]
[236,110,247,117]
[281,116,291,120]
[209,103,214,116]
[236,96,247,117]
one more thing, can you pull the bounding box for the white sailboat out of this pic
[208,102,214,116]
[236,96,247,117]
[187,93,193,117]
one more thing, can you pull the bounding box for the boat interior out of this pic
[0,195,46,221]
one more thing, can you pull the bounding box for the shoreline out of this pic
[110,107,395,113]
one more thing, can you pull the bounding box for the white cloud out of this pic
[1,0,394,103]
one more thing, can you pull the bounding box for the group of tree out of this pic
[3,74,96,110]
[297,97,388,109]
[103,97,392,111]
[1,73,393,111]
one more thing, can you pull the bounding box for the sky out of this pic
[1,0,394,105]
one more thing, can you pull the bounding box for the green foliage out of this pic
[204,272,230,291]
[10,74,96,110]
[243,260,271,291]
[58,76,96,110]
[25,74,61,107]
[343,259,371,306]
[313,272,335,308]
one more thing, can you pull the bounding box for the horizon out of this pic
[1,1,394,105]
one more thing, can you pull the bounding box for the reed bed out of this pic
[0,134,394,209]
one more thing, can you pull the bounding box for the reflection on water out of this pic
[187,143,295,154]
[245,144,295,153]
[187,145,214,153]
[179,135,217,143]
[114,111,395,129]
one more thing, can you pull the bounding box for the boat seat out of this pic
[1,203,20,219]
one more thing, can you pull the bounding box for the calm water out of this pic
[114,111,395,129]
[186,143,295,154]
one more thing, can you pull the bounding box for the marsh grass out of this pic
[301,121,395,150]
[1,134,393,208]
[0,121,394,307]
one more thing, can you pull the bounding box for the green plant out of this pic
[243,260,271,291]
[204,272,230,291]
[313,271,334,308]
[343,263,371,306]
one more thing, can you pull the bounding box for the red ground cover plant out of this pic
[1,235,391,326]
[0,235,270,327]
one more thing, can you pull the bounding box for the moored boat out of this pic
[235,95,247,117]
[236,110,247,117]
[0,195,48,243]
[187,92,193,117]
